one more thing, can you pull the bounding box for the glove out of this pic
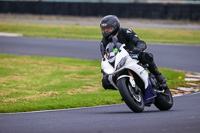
[132,41,147,54]
[137,41,147,50]
[132,47,142,54]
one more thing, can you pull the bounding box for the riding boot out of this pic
[149,67,167,84]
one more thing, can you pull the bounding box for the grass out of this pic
[0,22,200,44]
[0,54,187,113]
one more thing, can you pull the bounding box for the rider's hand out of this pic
[132,47,142,54]
[136,41,147,51]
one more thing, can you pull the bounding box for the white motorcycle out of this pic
[101,36,173,113]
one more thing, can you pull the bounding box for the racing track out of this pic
[0,36,200,133]
[0,93,200,133]
[0,36,199,72]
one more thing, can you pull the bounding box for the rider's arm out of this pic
[123,28,147,53]
[100,42,105,58]
[100,37,108,59]
[100,38,108,74]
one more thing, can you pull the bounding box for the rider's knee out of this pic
[139,52,154,63]
[145,53,154,62]
[102,74,116,90]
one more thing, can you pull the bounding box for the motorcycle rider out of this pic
[100,15,167,90]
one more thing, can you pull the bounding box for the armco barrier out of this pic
[0,1,199,21]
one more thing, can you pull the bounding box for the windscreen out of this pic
[106,42,119,62]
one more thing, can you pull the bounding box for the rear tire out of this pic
[117,78,144,113]
[154,87,173,110]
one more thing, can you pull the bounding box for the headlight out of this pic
[116,56,127,70]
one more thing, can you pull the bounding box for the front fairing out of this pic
[101,44,127,75]
[101,44,149,89]
[122,57,149,89]
[101,57,115,74]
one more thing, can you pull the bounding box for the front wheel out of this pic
[154,86,173,110]
[117,77,144,113]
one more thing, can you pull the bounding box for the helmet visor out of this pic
[101,26,114,35]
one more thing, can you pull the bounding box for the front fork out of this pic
[112,70,136,90]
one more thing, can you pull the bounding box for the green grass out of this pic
[134,28,200,44]
[0,54,186,113]
[0,22,200,44]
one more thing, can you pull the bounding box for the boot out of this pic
[150,67,167,85]
[155,73,167,84]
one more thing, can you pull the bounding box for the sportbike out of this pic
[101,36,173,113]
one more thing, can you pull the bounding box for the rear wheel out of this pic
[154,86,173,110]
[117,77,144,113]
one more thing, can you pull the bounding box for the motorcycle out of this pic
[101,36,173,113]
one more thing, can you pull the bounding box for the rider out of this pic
[100,15,167,90]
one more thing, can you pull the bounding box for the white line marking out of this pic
[0,32,22,37]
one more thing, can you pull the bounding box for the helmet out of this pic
[100,15,120,39]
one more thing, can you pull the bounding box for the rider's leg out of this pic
[138,52,167,84]
[102,74,116,90]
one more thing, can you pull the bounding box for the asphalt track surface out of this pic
[0,36,200,133]
[0,36,200,72]
[1,93,200,133]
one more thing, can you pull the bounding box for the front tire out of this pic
[117,78,144,113]
[154,86,173,110]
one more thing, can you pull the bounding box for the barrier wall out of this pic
[0,1,199,20]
